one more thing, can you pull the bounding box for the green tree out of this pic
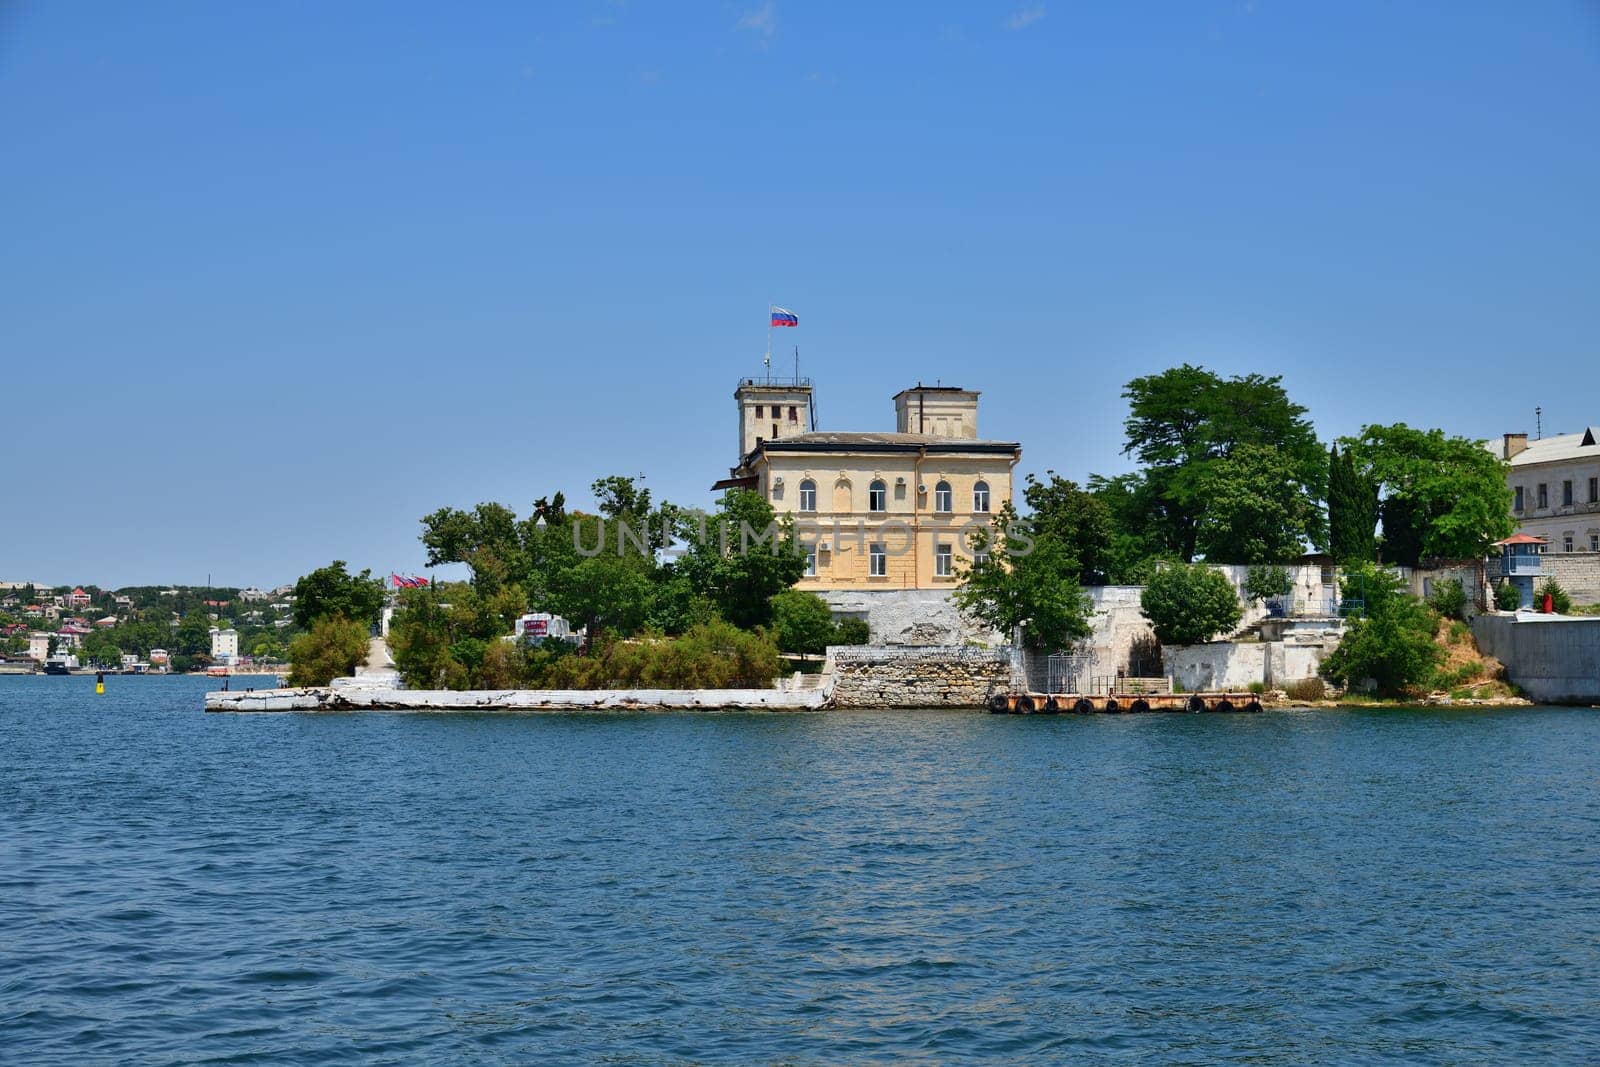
[1494,580,1521,611]
[1327,443,1379,563]
[81,630,123,667]
[554,552,656,641]
[293,561,384,628]
[955,502,1093,650]
[1341,424,1513,565]
[769,589,838,655]
[1022,472,1118,585]
[1319,564,1442,696]
[175,612,213,656]
[671,490,805,630]
[1120,365,1324,563]
[1536,578,1572,615]
[287,616,372,687]
[1243,564,1293,603]
[1196,443,1326,563]
[1140,563,1243,646]
[832,617,871,646]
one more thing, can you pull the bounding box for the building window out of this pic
[935,543,953,577]
[1563,481,1573,506]
[973,480,990,513]
[1590,477,1598,504]
[972,549,990,568]
[1562,535,1573,552]
[789,406,798,421]
[803,546,817,576]
[1514,486,1524,512]
[1591,534,1599,552]
[1538,483,1548,509]
[798,479,816,512]
[934,480,953,513]
[755,405,763,418]
[868,479,887,512]
[869,543,887,577]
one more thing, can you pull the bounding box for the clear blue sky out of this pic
[3,1,1597,588]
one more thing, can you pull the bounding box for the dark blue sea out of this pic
[2,675,1597,1064]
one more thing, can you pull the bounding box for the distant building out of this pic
[95,616,119,628]
[716,379,1020,591]
[27,633,51,663]
[210,628,239,663]
[1495,428,1600,553]
[149,648,170,666]
[66,587,92,607]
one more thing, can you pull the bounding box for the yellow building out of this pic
[714,378,1021,591]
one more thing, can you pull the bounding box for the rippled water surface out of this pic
[2,676,1597,1064]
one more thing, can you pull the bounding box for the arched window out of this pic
[934,480,953,513]
[973,480,990,513]
[868,479,887,512]
[798,479,816,513]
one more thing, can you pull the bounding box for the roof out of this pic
[892,384,975,398]
[1495,533,1549,545]
[746,430,1019,463]
[1496,426,1600,466]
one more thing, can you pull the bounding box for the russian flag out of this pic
[771,306,798,327]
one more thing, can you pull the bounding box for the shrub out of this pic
[1140,563,1243,646]
[1244,565,1293,603]
[833,616,870,646]
[1247,681,1266,695]
[1494,580,1521,611]
[769,590,837,655]
[1426,577,1467,620]
[1536,578,1572,615]
[1283,677,1326,702]
[544,621,782,690]
[1319,564,1442,697]
[1447,619,1470,645]
[287,615,370,687]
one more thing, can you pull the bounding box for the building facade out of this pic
[1495,429,1600,554]
[717,380,1021,592]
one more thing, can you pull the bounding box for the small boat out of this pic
[44,651,80,675]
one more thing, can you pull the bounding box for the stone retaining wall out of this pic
[827,646,1012,708]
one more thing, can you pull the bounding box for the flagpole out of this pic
[765,303,773,380]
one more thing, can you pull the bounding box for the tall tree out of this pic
[1120,364,1324,562]
[670,490,805,630]
[1023,473,1117,585]
[954,502,1094,650]
[1328,445,1379,563]
[1196,443,1326,563]
[293,561,384,628]
[1341,424,1513,563]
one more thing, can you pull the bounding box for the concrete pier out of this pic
[205,685,830,713]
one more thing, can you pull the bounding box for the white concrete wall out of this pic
[1470,613,1600,703]
[817,588,1002,647]
[1164,643,1268,692]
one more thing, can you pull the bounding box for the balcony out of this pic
[1500,554,1543,577]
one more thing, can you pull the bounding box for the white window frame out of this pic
[798,479,816,513]
[935,543,953,577]
[869,543,887,577]
[868,479,887,512]
[803,546,817,576]
[972,480,990,513]
[934,480,953,513]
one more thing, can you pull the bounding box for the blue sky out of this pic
[3,1,1597,587]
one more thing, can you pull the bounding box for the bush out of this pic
[1140,563,1243,646]
[1426,577,1467,620]
[287,615,370,686]
[542,620,781,690]
[1319,564,1442,697]
[1283,677,1326,702]
[1447,620,1470,645]
[1536,578,1572,615]
[1244,565,1293,603]
[769,590,838,655]
[833,617,871,646]
[1247,681,1266,695]
[1494,580,1521,611]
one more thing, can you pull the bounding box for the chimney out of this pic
[1502,433,1528,460]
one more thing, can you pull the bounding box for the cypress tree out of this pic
[1347,450,1379,562]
